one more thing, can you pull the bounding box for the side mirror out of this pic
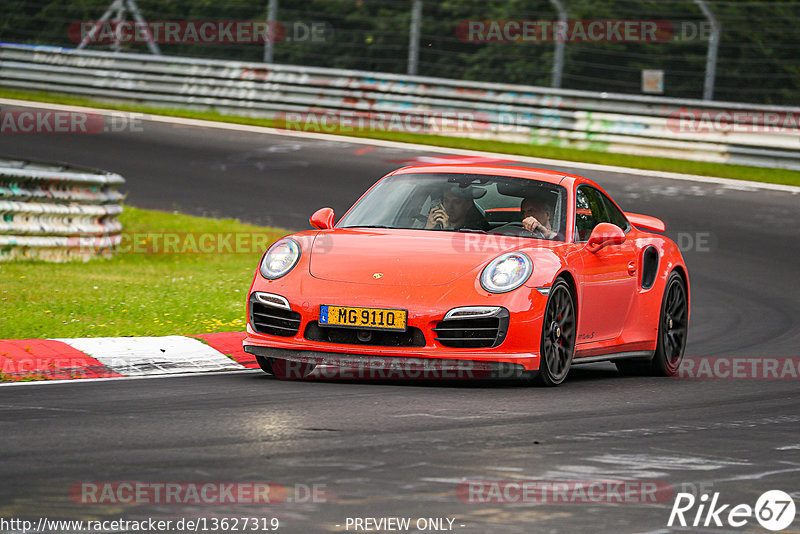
[585,222,625,253]
[309,207,335,230]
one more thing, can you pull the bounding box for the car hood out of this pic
[308,228,557,286]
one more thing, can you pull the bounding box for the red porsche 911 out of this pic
[243,164,689,386]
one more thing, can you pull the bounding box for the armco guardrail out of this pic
[0,156,124,261]
[1,43,799,170]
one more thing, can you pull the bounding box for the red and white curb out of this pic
[0,332,258,383]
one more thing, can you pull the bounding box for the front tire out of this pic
[533,279,577,386]
[255,355,274,375]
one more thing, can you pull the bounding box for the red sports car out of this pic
[243,164,689,386]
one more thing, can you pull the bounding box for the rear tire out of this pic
[532,279,577,386]
[615,271,688,377]
[651,271,688,376]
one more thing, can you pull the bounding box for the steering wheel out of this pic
[488,221,538,236]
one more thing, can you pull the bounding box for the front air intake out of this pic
[249,294,301,337]
[434,308,509,348]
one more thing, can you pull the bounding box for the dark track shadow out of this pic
[245,362,632,389]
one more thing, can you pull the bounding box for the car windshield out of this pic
[337,172,568,241]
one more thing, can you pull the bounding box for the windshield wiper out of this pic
[457,228,487,234]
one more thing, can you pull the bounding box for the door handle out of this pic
[627,261,637,276]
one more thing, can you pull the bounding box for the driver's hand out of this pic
[522,216,543,234]
[425,206,450,229]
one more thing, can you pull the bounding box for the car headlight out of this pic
[480,252,533,293]
[260,238,301,279]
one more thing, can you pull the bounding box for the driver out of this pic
[425,185,489,231]
[521,195,558,239]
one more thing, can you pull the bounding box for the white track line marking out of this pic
[0,369,261,387]
[1,97,798,194]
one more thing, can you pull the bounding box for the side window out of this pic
[575,186,609,242]
[600,193,630,232]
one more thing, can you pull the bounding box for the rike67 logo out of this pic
[669,490,796,531]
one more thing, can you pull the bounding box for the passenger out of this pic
[425,186,489,231]
[521,195,558,239]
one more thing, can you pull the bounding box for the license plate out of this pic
[319,305,407,331]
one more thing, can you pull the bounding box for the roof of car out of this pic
[389,164,592,188]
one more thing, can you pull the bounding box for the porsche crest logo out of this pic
[373,272,384,279]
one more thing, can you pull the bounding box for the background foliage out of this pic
[1,0,798,105]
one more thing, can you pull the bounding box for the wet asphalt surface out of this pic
[0,106,798,533]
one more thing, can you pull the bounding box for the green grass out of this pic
[0,372,48,382]
[2,87,799,187]
[0,206,288,339]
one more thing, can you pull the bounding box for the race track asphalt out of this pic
[1,105,799,534]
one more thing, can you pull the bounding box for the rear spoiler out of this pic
[624,212,665,232]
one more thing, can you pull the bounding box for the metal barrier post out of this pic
[695,0,720,101]
[549,0,567,89]
[77,0,123,50]
[264,0,279,63]
[77,0,161,55]
[127,0,161,55]
[407,0,423,76]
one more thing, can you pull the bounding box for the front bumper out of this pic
[244,345,530,379]
[243,280,547,372]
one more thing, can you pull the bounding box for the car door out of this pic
[574,185,637,343]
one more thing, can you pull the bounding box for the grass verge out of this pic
[0,206,288,339]
[2,87,799,187]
